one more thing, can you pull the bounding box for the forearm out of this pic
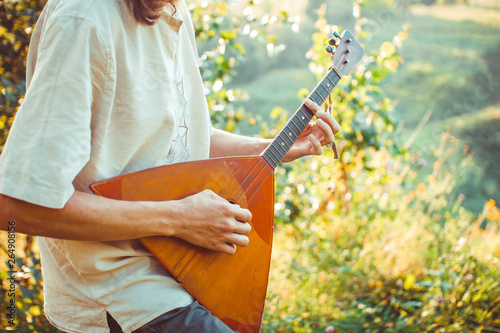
[209,98,340,163]
[0,189,252,254]
[209,128,271,159]
[0,191,174,241]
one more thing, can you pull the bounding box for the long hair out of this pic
[125,0,174,25]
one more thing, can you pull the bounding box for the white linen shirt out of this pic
[0,0,212,332]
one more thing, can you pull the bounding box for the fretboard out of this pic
[262,66,342,169]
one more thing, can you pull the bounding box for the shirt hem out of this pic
[122,297,194,332]
[0,173,73,209]
[45,310,109,333]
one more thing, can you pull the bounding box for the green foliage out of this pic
[0,0,46,151]
[259,2,500,332]
[1,246,58,332]
[456,116,500,212]
[0,1,54,329]
[189,0,294,133]
[263,1,407,223]
[263,134,500,332]
[1,1,499,333]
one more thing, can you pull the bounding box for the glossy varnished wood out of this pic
[90,156,275,333]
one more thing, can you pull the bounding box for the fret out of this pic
[295,114,307,127]
[313,90,324,105]
[319,82,330,96]
[314,91,326,105]
[271,145,284,166]
[263,154,278,169]
[284,122,302,142]
[271,143,285,158]
[328,70,341,85]
[299,107,312,122]
[266,148,280,165]
[325,75,335,87]
[300,106,314,122]
[274,140,288,155]
[278,135,292,148]
[290,118,301,131]
[324,79,333,90]
[282,131,294,146]
[278,141,288,152]
[283,129,294,142]
[331,65,343,79]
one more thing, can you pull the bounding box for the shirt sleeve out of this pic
[0,14,109,209]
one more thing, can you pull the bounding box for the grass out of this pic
[362,8,500,126]
[263,132,500,332]
[411,4,500,28]
[232,1,500,127]
[406,105,500,212]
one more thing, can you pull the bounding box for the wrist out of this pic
[210,129,272,158]
[145,200,183,238]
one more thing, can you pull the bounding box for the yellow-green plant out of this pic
[264,131,500,332]
[261,2,500,331]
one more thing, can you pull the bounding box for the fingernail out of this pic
[316,110,325,117]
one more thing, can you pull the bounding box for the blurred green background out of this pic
[227,0,500,214]
[1,0,499,332]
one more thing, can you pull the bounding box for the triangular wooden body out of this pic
[90,156,275,333]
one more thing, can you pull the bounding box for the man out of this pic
[0,0,339,332]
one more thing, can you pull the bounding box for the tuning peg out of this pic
[328,38,337,46]
[333,31,340,38]
[325,45,335,54]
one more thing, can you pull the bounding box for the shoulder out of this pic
[33,0,140,58]
[39,0,125,37]
[43,0,120,21]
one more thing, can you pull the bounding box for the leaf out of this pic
[232,42,245,55]
[270,107,283,119]
[439,281,453,292]
[416,281,434,288]
[220,30,237,41]
[427,269,443,277]
[401,301,423,309]
[338,265,351,273]
[404,274,416,290]
[29,305,41,316]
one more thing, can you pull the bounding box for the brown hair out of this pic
[125,0,174,25]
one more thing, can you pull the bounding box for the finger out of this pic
[226,233,250,248]
[202,189,227,202]
[316,118,335,145]
[301,124,313,136]
[233,206,252,223]
[308,134,323,155]
[316,111,340,135]
[218,242,237,256]
[231,219,252,235]
[304,98,321,112]
[305,99,340,135]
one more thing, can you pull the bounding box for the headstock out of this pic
[325,30,364,76]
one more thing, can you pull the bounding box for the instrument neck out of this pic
[262,66,342,169]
